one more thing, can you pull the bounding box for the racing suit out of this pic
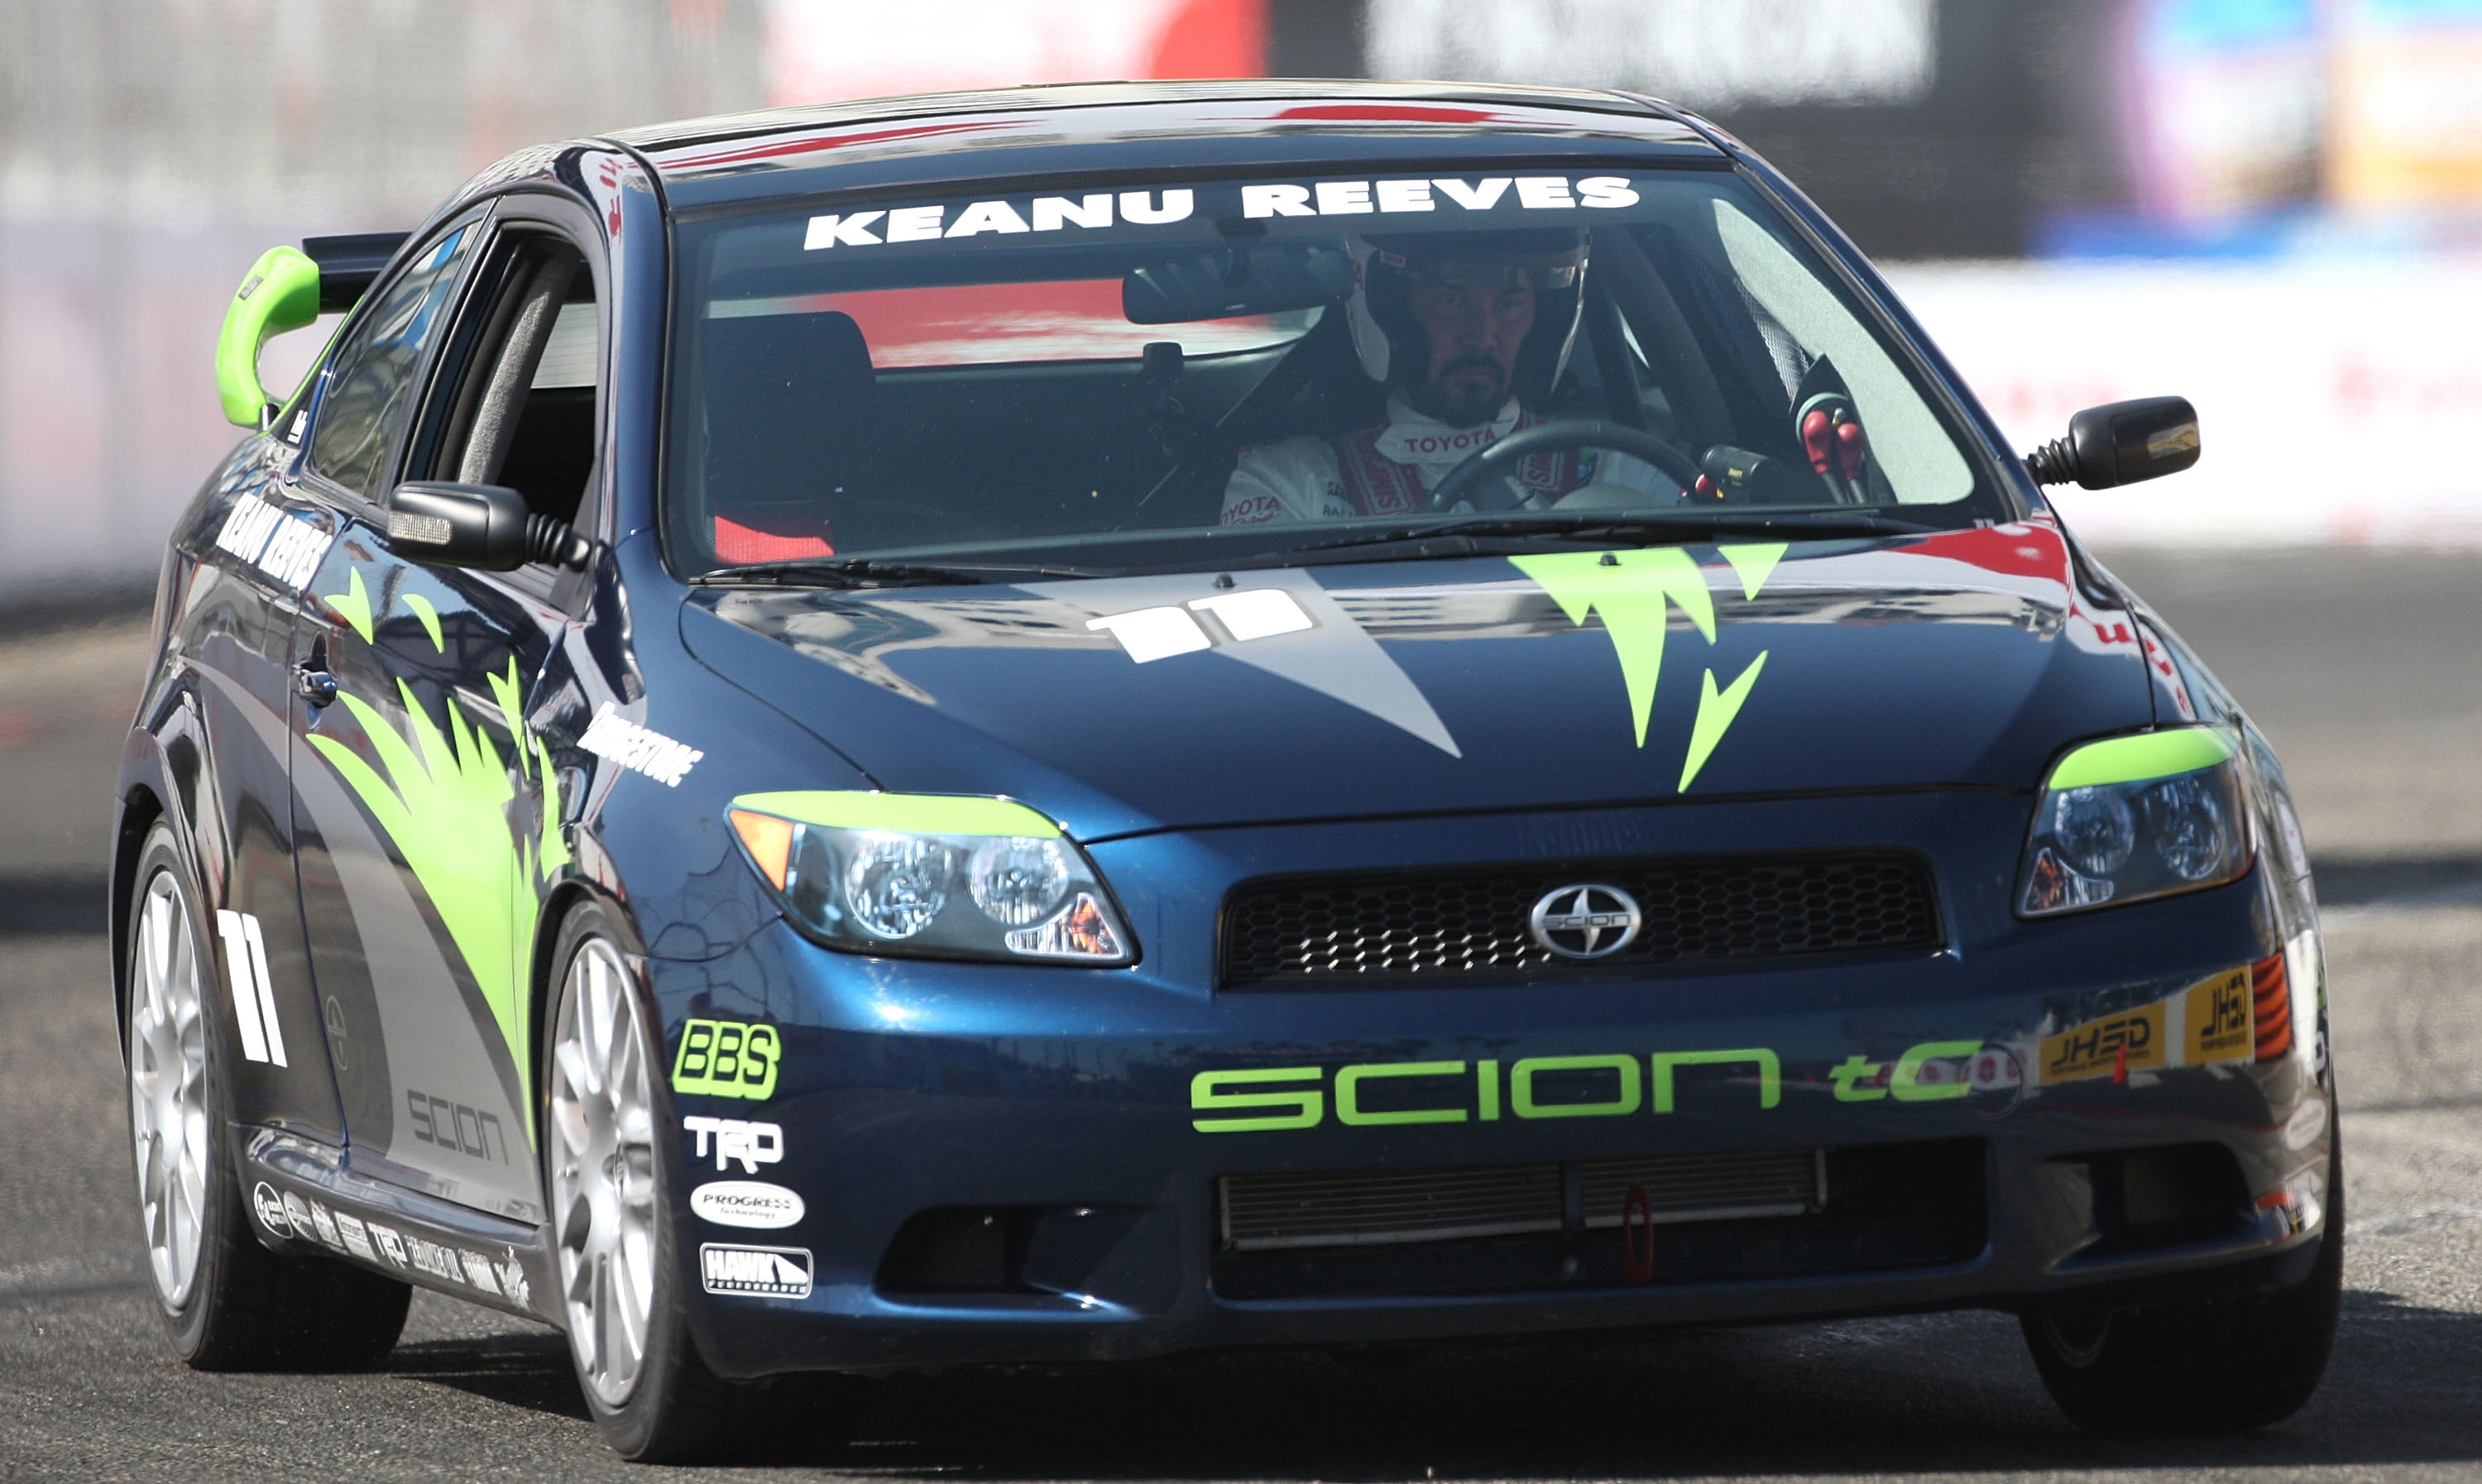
[1220,393,1678,524]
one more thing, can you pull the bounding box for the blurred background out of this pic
[7,0,2482,611]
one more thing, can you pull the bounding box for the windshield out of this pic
[664,165,2006,580]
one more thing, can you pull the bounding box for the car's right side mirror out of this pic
[2026,396,2200,490]
[386,481,592,572]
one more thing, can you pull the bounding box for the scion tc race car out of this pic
[121,81,2336,1460]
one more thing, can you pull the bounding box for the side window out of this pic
[417,231,601,529]
[308,219,482,499]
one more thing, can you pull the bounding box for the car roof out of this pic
[608,79,1724,211]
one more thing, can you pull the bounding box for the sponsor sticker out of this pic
[280,1190,318,1237]
[699,1243,812,1299]
[333,1212,376,1262]
[672,1019,781,1101]
[366,1220,411,1269]
[494,1252,531,1308]
[2041,1003,2167,1084]
[2184,966,2254,1065]
[405,1235,465,1285]
[251,1181,291,1237]
[684,1116,783,1173]
[578,703,703,787]
[691,1181,806,1230]
[458,1250,503,1297]
[307,1202,343,1250]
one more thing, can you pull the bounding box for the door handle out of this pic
[295,667,338,708]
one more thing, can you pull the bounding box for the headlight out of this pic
[2017,727,2252,917]
[726,791,1135,964]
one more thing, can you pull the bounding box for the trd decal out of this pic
[405,1089,512,1162]
[212,909,287,1066]
[684,1116,783,1172]
[1511,543,1786,789]
[672,1018,781,1100]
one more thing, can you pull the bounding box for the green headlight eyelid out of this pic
[215,246,323,427]
[2044,726,2236,792]
[731,790,1065,839]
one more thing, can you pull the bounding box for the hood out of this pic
[680,522,2154,840]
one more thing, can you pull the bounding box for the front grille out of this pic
[1221,852,1939,988]
[1210,1140,1989,1300]
[1219,1151,1823,1252]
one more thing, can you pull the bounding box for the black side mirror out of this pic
[2026,396,2200,490]
[386,481,592,572]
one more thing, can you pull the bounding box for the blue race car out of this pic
[120,81,2334,1459]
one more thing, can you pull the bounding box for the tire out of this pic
[2020,1137,2343,1435]
[125,819,410,1370]
[546,899,768,1461]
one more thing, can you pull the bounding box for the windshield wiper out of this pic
[692,556,1114,589]
[1276,509,1935,558]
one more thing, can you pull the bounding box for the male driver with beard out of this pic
[1219,227,1676,524]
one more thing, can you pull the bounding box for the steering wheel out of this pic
[1425,419,1707,513]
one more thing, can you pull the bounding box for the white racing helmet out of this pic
[1343,227,1589,398]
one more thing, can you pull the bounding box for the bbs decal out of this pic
[672,1018,780,1100]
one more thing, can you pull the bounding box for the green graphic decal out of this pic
[1193,1045,1842,1132]
[1680,653,1768,792]
[731,790,1062,838]
[403,592,444,653]
[324,568,376,644]
[673,1018,782,1100]
[1718,542,1788,600]
[307,653,562,1137]
[2047,727,2235,790]
[1512,546,1781,787]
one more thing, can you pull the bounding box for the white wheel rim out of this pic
[129,868,209,1310]
[549,936,659,1406]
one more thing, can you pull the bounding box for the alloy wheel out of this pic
[129,869,210,1310]
[550,936,659,1406]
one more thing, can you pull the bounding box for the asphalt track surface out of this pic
[2,548,2478,1482]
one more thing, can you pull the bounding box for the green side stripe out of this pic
[731,791,1062,838]
[2047,727,2235,789]
[215,245,321,426]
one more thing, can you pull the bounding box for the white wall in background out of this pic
[1886,261,2482,548]
[1367,0,1938,108]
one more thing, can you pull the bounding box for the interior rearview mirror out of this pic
[2027,396,2200,490]
[1123,237,1354,324]
[387,481,592,572]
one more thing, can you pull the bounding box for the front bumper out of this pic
[645,793,2331,1378]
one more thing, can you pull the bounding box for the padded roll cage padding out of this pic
[459,253,578,488]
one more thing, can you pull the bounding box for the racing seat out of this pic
[702,310,877,562]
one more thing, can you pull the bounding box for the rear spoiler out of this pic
[302,232,409,312]
[214,230,409,428]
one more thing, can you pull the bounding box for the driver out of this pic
[1219,227,1675,524]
